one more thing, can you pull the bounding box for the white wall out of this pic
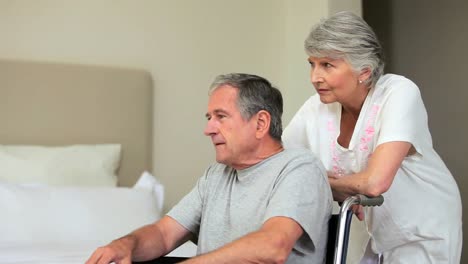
[281,0,361,121]
[329,0,361,16]
[0,0,360,211]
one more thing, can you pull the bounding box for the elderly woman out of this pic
[282,11,462,263]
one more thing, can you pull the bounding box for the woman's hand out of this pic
[351,205,365,221]
[327,171,342,179]
[327,175,350,202]
[328,172,365,221]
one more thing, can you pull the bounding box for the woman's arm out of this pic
[328,141,412,202]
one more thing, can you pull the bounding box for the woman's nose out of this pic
[310,67,322,84]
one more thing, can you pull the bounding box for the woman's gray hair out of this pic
[305,11,384,88]
[209,73,283,142]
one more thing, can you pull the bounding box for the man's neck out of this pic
[231,140,284,170]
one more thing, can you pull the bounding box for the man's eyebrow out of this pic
[205,109,229,118]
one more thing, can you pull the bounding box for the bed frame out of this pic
[0,58,153,187]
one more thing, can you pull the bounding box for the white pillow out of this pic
[0,172,162,244]
[0,144,121,187]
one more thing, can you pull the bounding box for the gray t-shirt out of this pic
[167,148,332,263]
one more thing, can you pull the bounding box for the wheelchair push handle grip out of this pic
[356,194,384,207]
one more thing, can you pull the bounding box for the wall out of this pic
[363,0,468,261]
[0,0,370,261]
[282,0,361,122]
[0,0,361,211]
[0,0,331,210]
[0,0,278,210]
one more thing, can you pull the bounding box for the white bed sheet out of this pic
[0,241,197,264]
[0,241,100,264]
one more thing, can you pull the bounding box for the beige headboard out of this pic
[0,59,153,187]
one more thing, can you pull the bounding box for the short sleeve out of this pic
[167,171,208,235]
[263,155,332,253]
[376,77,429,153]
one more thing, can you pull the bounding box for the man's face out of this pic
[204,85,258,169]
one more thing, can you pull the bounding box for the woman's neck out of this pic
[341,86,370,118]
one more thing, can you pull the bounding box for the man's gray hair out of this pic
[304,11,384,88]
[209,73,283,142]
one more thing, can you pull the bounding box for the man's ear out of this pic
[255,110,271,139]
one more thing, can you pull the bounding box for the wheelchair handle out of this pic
[334,194,384,264]
[339,195,384,218]
[356,194,384,207]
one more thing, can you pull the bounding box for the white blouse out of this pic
[283,74,462,261]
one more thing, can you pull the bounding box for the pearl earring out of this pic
[359,80,363,84]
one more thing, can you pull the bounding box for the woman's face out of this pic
[308,56,367,105]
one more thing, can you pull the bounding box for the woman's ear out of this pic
[255,110,271,139]
[359,67,372,83]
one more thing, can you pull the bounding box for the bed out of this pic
[0,59,196,263]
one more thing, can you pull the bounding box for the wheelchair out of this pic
[135,194,384,264]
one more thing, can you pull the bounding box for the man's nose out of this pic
[204,119,217,136]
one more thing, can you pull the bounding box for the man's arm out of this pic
[86,216,193,264]
[182,216,303,264]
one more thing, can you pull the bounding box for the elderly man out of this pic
[86,73,332,264]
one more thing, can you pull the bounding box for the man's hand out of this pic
[85,217,192,264]
[85,235,136,264]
